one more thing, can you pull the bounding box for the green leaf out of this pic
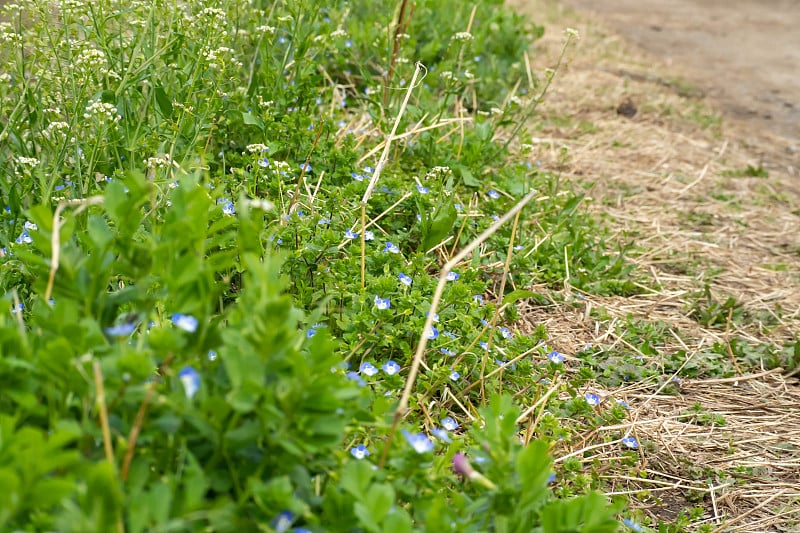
[242,111,265,132]
[456,164,480,187]
[364,483,395,522]
[382,508,413,533]
[154,86,173,119]
[503,289,537,305]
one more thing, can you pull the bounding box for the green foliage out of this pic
[0,0,635,530]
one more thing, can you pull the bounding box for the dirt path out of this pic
[507,0,800,530]
[558,0,800,145]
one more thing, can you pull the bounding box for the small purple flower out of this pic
[359,362,379,377]
[374,296,391,310]
[426,325,439,340]
[398,273,413,286]
[402,430,434,453]
[445,271,460,281]
[345,228,358,239]
[382,360,401,375]
[171,313,198,333]
[487,189,500,199]
[621,436,639,449]
[350,445,370,459]
[441,347,456,357]
[178,366,200,398]
[548,350,565,364]
[441,417,458,431]
[585,393,601,406]
[453,452,474,478]
[384,241,400,254]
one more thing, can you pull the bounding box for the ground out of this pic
[508,0,800,530]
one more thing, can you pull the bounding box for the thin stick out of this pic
[94,360,115,465]
[379,189,537,468]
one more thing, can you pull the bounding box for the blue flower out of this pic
[426,325,439,340]
[473,294,484,305]
[208,350,218,361]
[548,350,565,364]
[454,203,463,211]
[498,327,513,339]
[105,322,136,337]
[221,201,235,215]
[374,296,391,310]
[351,171,365,181]
[616,399,630,410]
[10,302,24,313]
[345,39,353,48]
[487,189,500,199]
[384,241,400,254]
[621,436,639,449]
[15,230,32,244]
[350,444,370,459]
[402,430,434,453]
[585,393,601,406]
[360,362,379,377]
[445,271,460,281]
[443,331,457,339]
[364,230,374,241]
[171,313,199,333]
[346,371,366,386]
[363,166,375,174]
[258,157,270,168]
[440,347,456,357]
[345,228,358,239]
[398,273,413,286]
[449,369,461,381]
[271,511,294,533]
[548,472,557,483]
[299,162,312,173]
[441,417,458,431]
[318,218,330,225]
[382,360,401,375]
[178,366,200,399]
[431,427,451,443]
[622,518,643,532]
[479,341,490,351]
[416,184,429,194]
[426,311,439,322]
[307,328,317,338]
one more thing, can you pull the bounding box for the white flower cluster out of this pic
[426,166,452,180]
[83,101,121,124]
[256,25,276,35]
[452,32,473,42]
[16,156,40,168]
[74,48,106,73]
[200,46,242,69]
[146,154,177,169]
[194,7,228,36]
[43,121,70,141]
[0,22,22,46]
[246,143,268,153]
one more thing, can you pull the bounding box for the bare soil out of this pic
[558,0,800,145]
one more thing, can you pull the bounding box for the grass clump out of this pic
[0,0,641,531]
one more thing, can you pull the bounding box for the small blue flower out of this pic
[454,203,463,211]
[178,366,200,399]
[616,399,630,410]
[487,189,500,199]
[426,311,439,322]
[208,350,218,361]
[440,347,456,357]
[398,273,413,286]
[374,296,391,310]
[10,302,24,313]
[402,430,434,453]
[258,157,270,168]
[360,362,379,377]
[449,369,461,381]
[491,214,500,221]
[351,171,365,181]
[105,322,136,337]
[548,472,557,483]
[171,313,199,333]
[548,350,565,364]
[384,241,400,254]
[621,436,639,449]
[479,341,490,351]
[514,244,524,251]
[350,444,370,459]
[622,518,643,532]
[382,360,401,375]
[271,511,294,533]
[221,201,235,215]
[473,294,484,305]
[426,325,439,340]
[585,393,601,406]
[363,166,375,174]
[364,230,374,241]
[416,184,429,194]
[307,328,317,338]
[318,218,330,225]
[446,272,460,281]
[344,228,358,239]
[443,331,457,339]
[441,417,458,431]
[346,371,366,387]
[431,427,451,443]
[299,162,312,173]
[498,327,513,339]
[15,230,32,244]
